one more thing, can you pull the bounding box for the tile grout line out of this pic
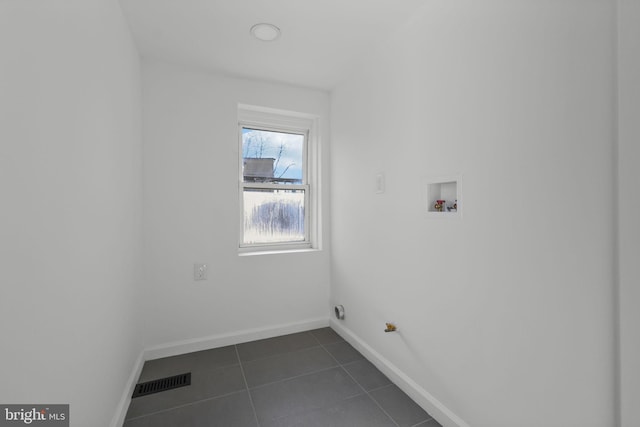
[124,389,248,422]
[240,343,325,367]
[317,330,434,427]
[410,419,436,427]
[353,369,431,427]
[262,390,365,427]
[367,383,395,393]
[248,363,341,391]
[239,327,346,392]
[235,344,261,427]
[236,331,320,364]
[313,333,401,427]
[240,344,324,364]
[413,417,439,427]
[337,365,401,427]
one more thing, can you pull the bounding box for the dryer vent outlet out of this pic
[334,305,345,320]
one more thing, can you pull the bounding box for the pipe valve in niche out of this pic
[384,323,397,333]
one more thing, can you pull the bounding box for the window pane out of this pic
[243,188,305,244]
[242,128,304,184]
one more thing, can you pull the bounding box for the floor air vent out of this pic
[132,373,191,398]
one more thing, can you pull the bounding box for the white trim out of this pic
[238,104,317,130]
[330,319,471,427]
[241,183,308,191]
[144,317,329,361]
[109,351,145,427]
[238,104,321,251]
[238,246,319,256]
[239,240,312,254]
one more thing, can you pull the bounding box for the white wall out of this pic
[0,1,143,426]
[618,1,640,426]
[330,1,616,426]
[141,60,331,350]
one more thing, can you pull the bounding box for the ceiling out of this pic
[119,0,426,90]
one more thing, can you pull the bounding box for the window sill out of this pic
[238,247,321,257]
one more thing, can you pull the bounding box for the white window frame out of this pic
[238,105,319,254]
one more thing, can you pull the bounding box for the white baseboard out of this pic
[110,351,145,427]
[111,317,329,426]
[330,319,470,427]
[143,317,329,361]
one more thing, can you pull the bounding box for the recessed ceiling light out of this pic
[250,23,281,42]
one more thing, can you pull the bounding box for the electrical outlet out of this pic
[194,263,207,281]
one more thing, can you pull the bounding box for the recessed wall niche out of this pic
[425,175,461,218]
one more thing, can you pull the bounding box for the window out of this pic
[238,106,318,252]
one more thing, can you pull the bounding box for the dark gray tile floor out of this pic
[123,328,442,427]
